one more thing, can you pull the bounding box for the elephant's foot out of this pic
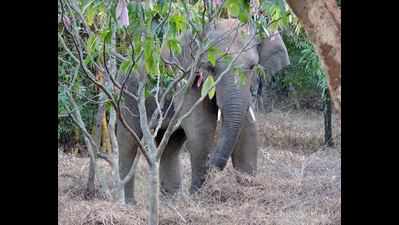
[123,195,136,206]
[160,182,181,197]
[189,177,206,194]
[122,179,137,206]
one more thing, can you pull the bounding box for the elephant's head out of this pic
[257,31,290,77]
[161,19,290,172]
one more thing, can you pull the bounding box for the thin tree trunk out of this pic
[94,72,106,149]
[66,91,98,199]
[108,107,124,202]
[324,90,334,147]
[72,127,80,155]
[286,0,341,112]
[148,162,160,225]
[101,112,112,153]
[85,136,96,198]
[106,27,125,202]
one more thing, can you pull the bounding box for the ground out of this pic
[58,109,341,225]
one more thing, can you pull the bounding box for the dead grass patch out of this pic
[59,109,340,225]
[256,110,341,154]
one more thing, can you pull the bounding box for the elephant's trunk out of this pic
[209,72,247,170]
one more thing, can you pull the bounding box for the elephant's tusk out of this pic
[218,109,221,121]
[249,106,256,122]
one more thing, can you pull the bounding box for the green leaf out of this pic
[144,36,160,77]
[83,56,92,65]
[144,86,151,98]
[233,68,246,86]
[238,71,246,86]
[222,54,233,65]
[238,10,249,23]
[208,47,224,66]
[225,0,250,23]
[86,34,97,55]
[201,75,216,99]
[254,64,269,81]
[227,0,240,16]
[105,100,113,112]
[167,38,182,55]
[86,5,96,26]
[208,53,217,67]
[82,0,96,14]
[239,71,246,86]
[101,28,112,44]
[169,14,186,34]
[120,59,132,74]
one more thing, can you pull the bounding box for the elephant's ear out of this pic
[257,32,290,76]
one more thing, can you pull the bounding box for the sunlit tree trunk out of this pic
[286,0,341,112]
[101,112,112,153]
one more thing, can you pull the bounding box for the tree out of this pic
[285,0,341,112]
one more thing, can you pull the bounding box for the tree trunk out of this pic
[85,136,96,199]
[94,79,106,149]
[148,162,160,225]
[108,107,124,202]
[101,112,112,153]
[324,90,334,147]
[286,0,341,112]
[106,28,125,202]
[67,91,98,199]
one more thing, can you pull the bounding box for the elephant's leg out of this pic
[232,113,258,175]
[117,116,142,205]
[180,88,218,193]
[159,129,186,196]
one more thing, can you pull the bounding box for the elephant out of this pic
[116,18,290,205]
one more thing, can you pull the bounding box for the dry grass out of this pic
[256,109,341,154]
[58,110,341,225]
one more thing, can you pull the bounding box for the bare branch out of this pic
[152,73,164,138]
[119,150,141,187]
[137,81,157,162]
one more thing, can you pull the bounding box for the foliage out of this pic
[58,49,94,143]
[278,24,328,100]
